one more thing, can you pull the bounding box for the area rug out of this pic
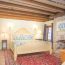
[17,52,61,65]
[4,50,61,65]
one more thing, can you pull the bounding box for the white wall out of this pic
[54,16,65,42]
[0,18,44,50]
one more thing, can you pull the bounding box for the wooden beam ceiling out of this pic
[34,0,65,10]
[35,0,65,10]
[0,1,55,16]
[0,0,65,22]
[20,0,65,12]
[0,7,48,17]
[0,0,64,13]
[0,12,48,22]
[0,1,56,14]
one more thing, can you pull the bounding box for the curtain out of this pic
[51,23,53,49]
[43,24,46,41]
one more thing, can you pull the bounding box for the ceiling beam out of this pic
[34,0,65,10]
[23,0,65,12]
[0,7,49,18]
[0,1,54,14]
[0,11,49,22]
[0,1,55,16]
[10,0,65,12]
[0,0,64,13]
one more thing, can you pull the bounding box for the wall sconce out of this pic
[7,22,14,30]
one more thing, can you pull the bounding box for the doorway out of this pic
[2,40,7,50]
[43,23,53,50]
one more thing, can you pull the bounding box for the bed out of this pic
[13,40,51,60]
[13,28,51,60]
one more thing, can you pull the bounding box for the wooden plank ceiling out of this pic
[0,0,65,22]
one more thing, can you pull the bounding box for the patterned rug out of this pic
[0,50,61,65]
[17,52,61,65]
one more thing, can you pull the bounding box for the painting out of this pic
[57,22,65,31]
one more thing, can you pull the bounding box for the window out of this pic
[48,27,52,41]
[43,24,53,41]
